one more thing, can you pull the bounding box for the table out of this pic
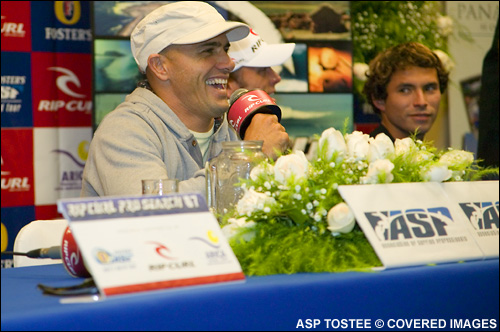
[2,260,499,331]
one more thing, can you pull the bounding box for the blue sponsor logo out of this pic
[93,248,132,265]
[364,207,453,241]
[459,202,499,230]
[1,52,32,127]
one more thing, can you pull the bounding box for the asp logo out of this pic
[459,202,499,230]
[365,207,453,242]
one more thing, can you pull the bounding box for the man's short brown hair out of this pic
[363,42,449,114]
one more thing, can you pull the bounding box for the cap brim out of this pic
[242,43,295,68]
[173,21,249,45]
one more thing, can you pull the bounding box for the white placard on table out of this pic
[58,193,245,297]
[339,182,486,269]
[441,181,499,258]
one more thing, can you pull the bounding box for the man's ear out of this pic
[147,54,168,80]
[372,98,386,112]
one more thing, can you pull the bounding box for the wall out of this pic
[447,1,499,150]
[1,1,93,268]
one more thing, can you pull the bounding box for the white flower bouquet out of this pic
[221,127,498,276]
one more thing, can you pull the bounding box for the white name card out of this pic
[441,181,499,258]
[338,182,485,269]
[57,193,245,297]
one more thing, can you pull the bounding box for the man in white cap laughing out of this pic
[81,1,288,198]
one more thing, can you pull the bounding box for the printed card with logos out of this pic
[441,181,499,258]
[338,182,485,269]
[58,193,245,297]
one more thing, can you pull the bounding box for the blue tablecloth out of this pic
[1,260,499,331]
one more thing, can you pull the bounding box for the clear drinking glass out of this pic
[206,141,265,220]
[142,178,179,195]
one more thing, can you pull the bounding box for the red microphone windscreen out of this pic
[228,89,281,139]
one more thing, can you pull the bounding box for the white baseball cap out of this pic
[229,29,296,72]
[131,1,250,73]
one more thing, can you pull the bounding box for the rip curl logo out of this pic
[459,202,499,230]
[147,241,195,271]
[148,241,176,260]
[48,67,86,98]
[242,94,262,102]
[365,207,453,242]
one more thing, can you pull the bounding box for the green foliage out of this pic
[351,1,447,64]
[229,221,382,276]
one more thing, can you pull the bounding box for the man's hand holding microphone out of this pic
[228,88,290,160]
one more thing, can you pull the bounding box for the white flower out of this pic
[414,150,434,163]
[318,127,347,161]
[439,150,474,168]
[433,49,454,73]
[394,137,416,155]
[327,202,356,235]
[436,15,453,37]
[421,164,452,182]
[361,159,395,184]
[367,133,395,162]
[353,62,370,81]
[345,131,370,161]
[274,150,310,183]
[222,218,256,241]
[250,163,273,182]
[236,189,276,216]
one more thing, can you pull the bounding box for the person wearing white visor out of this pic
[225,29,294,159]
[227,29,296,95]
[81,2,288,198]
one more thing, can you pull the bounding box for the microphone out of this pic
[228,88,282,139]
[2,246,61,259]
[2,227,90,278]
[27,246,62,259]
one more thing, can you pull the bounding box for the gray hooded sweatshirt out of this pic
[81,87,239,199]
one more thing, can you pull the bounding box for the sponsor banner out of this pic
[442,181,499,258]
[339,182,485,268]
[1,128,34,207]
[1,1,32,52]
[31,52,92,127]
[58,194,245,296]
[1,205,36,268]
[31,1,91,53]
[1,52,33,128]
[34,127,91,205]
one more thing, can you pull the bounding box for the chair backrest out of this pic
[13,219,68,267]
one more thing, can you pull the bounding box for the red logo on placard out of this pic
[1,129,34,207]
[32,52,92,127]
[1,1,31,52]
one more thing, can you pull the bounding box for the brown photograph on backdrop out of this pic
[308,42,352,93]
[249,1,351,41]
